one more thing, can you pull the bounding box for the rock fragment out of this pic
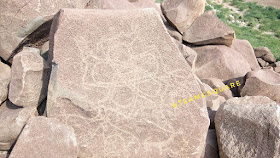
[257,58,269,67]
[161,0,206,33]
[9,47,50,107]
[255,47,276,63]
[241,69,280,103]
[193,45,251,82]
[215,96,280,158]
[183,11,235,46]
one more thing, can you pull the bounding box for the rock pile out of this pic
[0,0,279,157]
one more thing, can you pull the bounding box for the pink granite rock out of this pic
[183,11,235,47]
[193,45,251,82]
[215,96,280,158]
[241,69,280,103]
[0,61,11,105]
[9,47,50,107]
[0,0,89,62]
[254,47,276,63]
[0,100,37,150]
[232,39,261,71]
[201,78,233,100]
[128,0,155,2]
[9,116,78,158]
[86,0,136,9]
[47,8,209,157]
[161,0,206,33]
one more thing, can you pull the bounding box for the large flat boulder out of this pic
[0,61,11,105]
[161,0,206,33]
[47,9,209,157]
[183,11,235,47]
[9,47,50,107]
[215,96,280,158]
[9,116,78,158]
[0,100,37,150]
[241,69,280,103]
[232,39,260,71]
[0,0,89,62]
[193,45,251,82]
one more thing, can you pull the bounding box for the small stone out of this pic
[257,57,269,67]
[9,47,50,107]
[254,47,276,63]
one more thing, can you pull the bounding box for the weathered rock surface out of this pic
[193,45,251,82]
[0,0,89,62]
[183,11,235,46]
[9,47,50,107]
[241,69,280,103]
[0,151,8,158]
[9,116,78,158]
[201,78,233,100]
[203,130,219,158]
[161,0,206,33]
[0,100,37,150]
[47,8,209,157]
[86,0,136,9]
[0,61,11,104]
[232,39,260,71]
[215,96,280,158]
[255,47,276,63]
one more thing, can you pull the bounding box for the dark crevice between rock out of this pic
[0,57,11,67]
[7,18,53,64]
